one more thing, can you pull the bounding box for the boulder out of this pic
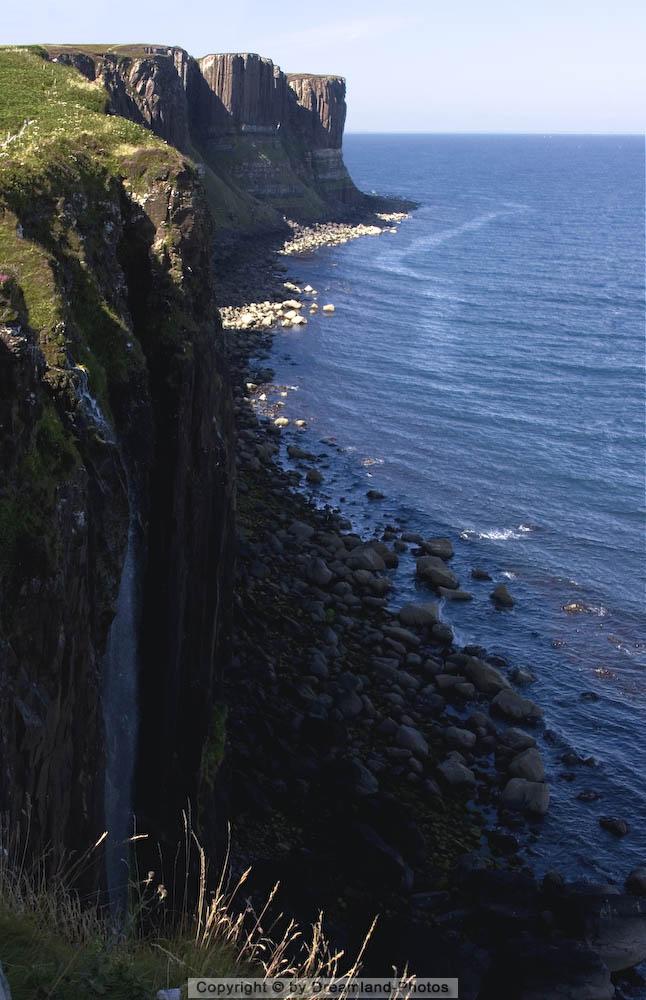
[395,724,429,758]
[509,747,545,782]
[626,867,646,896]
[462,656,511,695]
[398,602,439,628]
[491,583,515,608]
[444,726,477,751]
[336,691,363,719]
[491,688,543,722]
[289,519,315,540]
[471,567,492,581]
[502,778,550,816]
[382,625,420,648]
[421,537,454,559]
[347,547,386,572]
[306,468,323,484]
[322,303,335,313]
[438,587,473,601]
[305,557,333,588]
[347,759,379,796]
[599,816,630,837]
[366,540,399,567]
[437,758,476,788]
[432,623,454,645]
[287,444,315,460]
[416,555,459,590]
[499,727,537,752]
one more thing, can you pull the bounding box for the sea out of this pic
[265,134,645,884]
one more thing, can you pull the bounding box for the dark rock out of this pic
[501,778,550,815]
[491,688,542,722]
[599,816,630,837]
[626,867,646,896]
[416,555,459,590]
[305,556,333,587]
[395,724,429,758]
[509,747,545,782]
[491,583,515,608]
[421,537,454,559]
[398,602,439,628]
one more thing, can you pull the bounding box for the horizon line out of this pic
[345,129,644,137]
[345,129,645,137]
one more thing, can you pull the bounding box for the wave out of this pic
[460,523,537,542]
[409,205,527,251]
[562,601,609,617]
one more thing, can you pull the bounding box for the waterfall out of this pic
[76,367,140,918]
[102,502,140,919]
[75,365,114,442]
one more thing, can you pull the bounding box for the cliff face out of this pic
[0,37,363,866]
[197,52,289,133]
[52,46,195,152]
[0,49,234,857]
[287,74,347,149]
[48,45,364,223]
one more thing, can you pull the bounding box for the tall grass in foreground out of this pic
[0,813,406,999]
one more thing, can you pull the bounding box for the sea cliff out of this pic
[0,47,234,857]
[1,43,644,1000]
[48,44,364,227]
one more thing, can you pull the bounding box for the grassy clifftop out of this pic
[0,46,186,357]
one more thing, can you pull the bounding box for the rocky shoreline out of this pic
[218,213,410,331]
[216,228,646,999]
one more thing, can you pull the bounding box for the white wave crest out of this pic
[460,523,536,542]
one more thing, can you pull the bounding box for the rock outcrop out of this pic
[47,45,364,223]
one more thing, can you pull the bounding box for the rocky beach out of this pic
[213,229,646,998]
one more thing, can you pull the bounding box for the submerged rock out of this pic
[491,583,515,608]
[599,816,630,837]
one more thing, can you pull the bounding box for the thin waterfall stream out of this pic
[76,367,141,917]
[102,506,140,918]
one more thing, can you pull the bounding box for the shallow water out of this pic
[266,134,645,883]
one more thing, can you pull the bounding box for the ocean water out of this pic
[267,134,645,882]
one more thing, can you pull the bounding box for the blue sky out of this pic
[4,0,645,132]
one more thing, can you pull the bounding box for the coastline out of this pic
[217,225,646,994]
